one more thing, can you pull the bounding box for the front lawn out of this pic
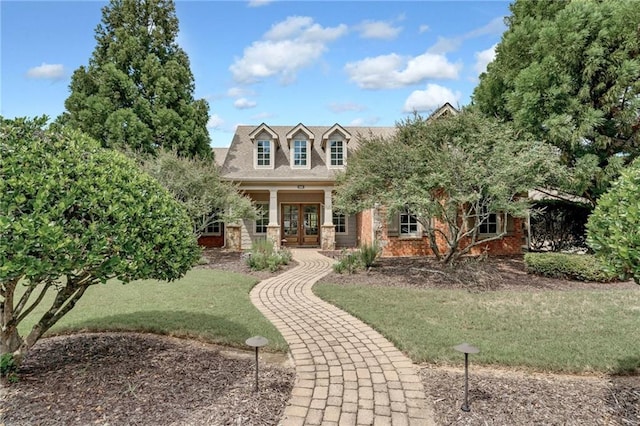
[314,283,640,374]
[17,268,287,352]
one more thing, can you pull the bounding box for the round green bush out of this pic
[587,159,640,284]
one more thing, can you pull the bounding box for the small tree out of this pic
[335,110,560,264]
[587,159,640,284]
[0,117,201,367]
[139,149,255,237]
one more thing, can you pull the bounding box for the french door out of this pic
[281,204,320,246]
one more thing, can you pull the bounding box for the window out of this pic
[400,213,418,236]
[256,140,271,167]
[333,212,347,233]
[292,140,308,167]
[203,212,222,236]
[329,140,344,166]
[255,202,268,234]
[479,206,498,234]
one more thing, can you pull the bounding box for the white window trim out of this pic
[254,139,274,169]
[202,214,222,236]
[333,212,348,235]
[290,139,311,169]
[399,213,420,238]
[327,139,346,169]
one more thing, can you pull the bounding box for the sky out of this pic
[1,0,511,147]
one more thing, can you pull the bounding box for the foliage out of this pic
[245,240,292,272]
[529,199,592,252]
[473,0,640,204]
[334,110,560,263]
[333,249,362,275]
[524,253,617,282]
[139,149,255,237]
[62,0,211,158]
[0,117,200,366]
[1,353,18,381]
[587,159,640,284]
[359,242,381,269]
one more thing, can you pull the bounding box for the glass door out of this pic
[281,204,320,246]
[302,205,319,245]
[282,204,299,245]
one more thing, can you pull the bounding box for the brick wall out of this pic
[380,217,525,257]
[198,235,224,248]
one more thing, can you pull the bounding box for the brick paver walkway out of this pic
[250,249,435,426]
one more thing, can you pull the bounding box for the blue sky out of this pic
[1,0,510,147]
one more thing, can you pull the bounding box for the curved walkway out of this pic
[250,249,435,426]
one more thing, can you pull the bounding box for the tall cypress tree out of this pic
[62,0,211,158]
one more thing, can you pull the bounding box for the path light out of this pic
[245,336,269,392]
[453,342,480,412]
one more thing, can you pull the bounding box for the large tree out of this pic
[0,117,201,367]
[334,110,560,264]
[473,0,640,205]
[62,0,211,158]
[139,149,256,237]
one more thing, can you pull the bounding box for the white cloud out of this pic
[356,20,402,40]
[234,98,257,109]
[207,114,225,129]
[474,43,497,74]
[328,102,366,113]
[345,52,460,90]
[26,63,65,80]
[349,116,380,126]
[419,24,430,34]
[403,84,461,113]
[230,16,347,84]
[227,87,255,98]
[429,16,505,54]
[248,0,272,7]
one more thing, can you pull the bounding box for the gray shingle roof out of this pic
[221,125,396,182]
[212,148,228,167]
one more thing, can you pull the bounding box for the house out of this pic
[202,104,526,256]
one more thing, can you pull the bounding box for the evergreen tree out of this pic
[62,0,211,157]
[473,0,640,205]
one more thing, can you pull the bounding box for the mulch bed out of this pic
[1,333,294,426]
[2,250,639,425]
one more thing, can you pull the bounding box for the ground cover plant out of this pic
[524,252,617,282]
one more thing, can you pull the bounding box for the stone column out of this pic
[267,189,281,249]
[321,189,336,250]
[226,224,242,251]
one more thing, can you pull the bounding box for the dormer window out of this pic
[322,124,350,169]
[286,124,314,170]
[329,140,344,166]
[249,123,279,170]
[256,140,271,167]
[292,140,308,167]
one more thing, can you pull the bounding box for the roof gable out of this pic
[321,124,351,150]
[286,123,315,148]
[249,123,280,148]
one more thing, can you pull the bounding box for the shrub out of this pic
[587,159,640,284]
[333,249,362,274]
[1,354,18,383]
[246,239,291,272]
[359,242,381,268]
[524,253,617,282]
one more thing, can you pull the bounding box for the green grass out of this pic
[17,268,287,352]
[314,284,640,374]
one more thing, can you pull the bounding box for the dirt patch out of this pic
[318,253,638,292]
[1,333,294,426]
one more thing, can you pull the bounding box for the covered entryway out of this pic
[281,204,320,246]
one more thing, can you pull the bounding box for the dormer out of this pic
[249,123,279,169]
[286,123,314,169]
[322,124,351,168]
[427,102,458,121]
